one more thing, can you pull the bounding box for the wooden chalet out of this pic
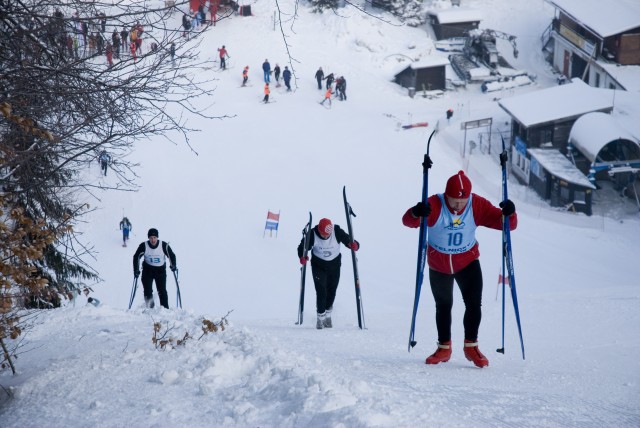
[394,57,449,92]
[427,8,482,40]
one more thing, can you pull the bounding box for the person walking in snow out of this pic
[182,13,191,38]
[325,72,335,90]
[105,41,113,67]
[111,29,120,59]
[320,86,333,107]
[336,76,347,101]
[130,39,137,61]
[120,27,128,53]
[120,216,132,247]
[132,228,177,309]
[402,169,517,368]
[297,218,359,329]
[315,67,324,90]
[98,150,110,176]
[217,45,229,70]
[263,82,270,103]
[282,66,292,91]
[242,65,249,86]
[262,59,271,83]
[273,63,281,86]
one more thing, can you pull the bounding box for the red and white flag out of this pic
[264,210,280,237]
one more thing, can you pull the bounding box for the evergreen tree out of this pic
[403,0,427,27]
[309,0,339,13]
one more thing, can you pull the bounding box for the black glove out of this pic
[499,151,508,168]
[134,270,140,278]
[422,155,433,170]
[411,202,431,218]
[170,265,177,272]
[500,199,516,217]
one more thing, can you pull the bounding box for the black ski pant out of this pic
[311,256,341,315]
[142,265,169,308]
[429,259,483,343]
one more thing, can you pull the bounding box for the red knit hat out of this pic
[445,171,472,198]
[318,218,333,236]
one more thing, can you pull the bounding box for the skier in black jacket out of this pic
[133,228,177,309]
[315,67,324,90]
[297,218,359,329]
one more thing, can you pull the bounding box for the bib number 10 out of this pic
[447,232,463,247]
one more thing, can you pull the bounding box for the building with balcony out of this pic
[542,0,640,91]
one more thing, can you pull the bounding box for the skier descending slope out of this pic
[402,170,517,368]
[297,218,359,329]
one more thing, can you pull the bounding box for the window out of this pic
[574,190,586,203]
[595,72,601,87]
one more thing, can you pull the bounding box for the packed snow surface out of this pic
[1,0,639,427]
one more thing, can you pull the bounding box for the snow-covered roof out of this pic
[411,57,450,69]
[547,0,640,38]
[610,88,640,141]
[498,78,614,127]
[427,8,482,24]
[597,62,640,92]
[528,148,597,189]
[568,112,638,163]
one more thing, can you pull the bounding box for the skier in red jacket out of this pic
[217,45,229,70]
[402,169,517,368]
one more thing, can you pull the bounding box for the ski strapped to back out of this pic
[343,186,366,329]
[497,136,525,359]
[408,125,439,352]
[296,212,312,325]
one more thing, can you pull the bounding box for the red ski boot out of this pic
[464,340,489,368]
[425,341,452,365]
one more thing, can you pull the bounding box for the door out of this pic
[563,50,570,76]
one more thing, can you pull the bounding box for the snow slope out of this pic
[1,0,639,427]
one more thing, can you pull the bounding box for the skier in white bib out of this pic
[132,228,177,309]
[297,218,359,329]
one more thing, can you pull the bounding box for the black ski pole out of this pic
[128,276,138,309]
[172,269,182,309]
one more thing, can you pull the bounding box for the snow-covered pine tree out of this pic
[390,0,427,27]
[309,0,339,13]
